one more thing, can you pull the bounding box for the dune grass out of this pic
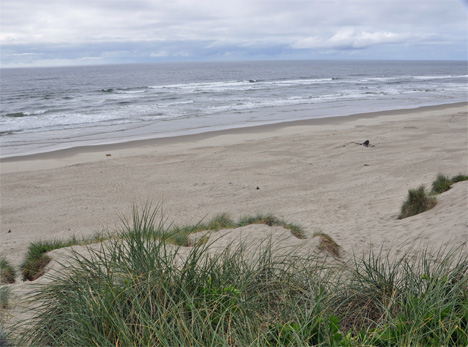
[20,233,107,281]
[431,173,468,194]
[0,286,11,310]
[399,173,467,220]
[313,232,341,258]
[122,208,306,247]
[0,257,16,284]
[398,185,437,219]
[431,174,453,194]
[9,206,468,347]
[18,210,305,282]
[451,173,468,183]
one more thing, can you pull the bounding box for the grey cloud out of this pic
[1,0,466,66]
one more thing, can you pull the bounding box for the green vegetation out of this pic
[0,286,11,310]
[431,174,452,194]
[399,173,468,219]
[432,173,468,194]
[0,286,12,341]
[398,185,437,219]
[237,213,306,239]
[313,232,341,258]
[20,233,107,281]
[0,257,16,284]
[451,173,468,183]
[135,210,306,247]
[19,210,305,282]
[10,207,468,346]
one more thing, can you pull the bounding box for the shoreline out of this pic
[1,101,466,172]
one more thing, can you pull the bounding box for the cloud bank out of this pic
[1,0,467,67]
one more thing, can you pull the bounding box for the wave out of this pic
[413,74,468,80]
[359,74,468,84]
[100,87,148,94]
[2,110,48,118]
[3,112,27,118]
[149,77,336,94]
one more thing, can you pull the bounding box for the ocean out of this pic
[1,60,467,158]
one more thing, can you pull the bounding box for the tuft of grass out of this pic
[313,232,341,258]
[0,286,12,344]
[399,173,467,219]
[0,257,16,284]
[165,212,306,246]
[10,207,468,347]
[451,174,468,183]
[20,242,55,281]
[431,174,453,194]
[237,213,306,239]
[333,246,468,347]
[398,185,437,219]
[0,286,11,310]
[20,232,108,281]
[206,212,236,230]
[431,173,468,194]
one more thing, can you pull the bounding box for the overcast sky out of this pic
[1,0,467,67]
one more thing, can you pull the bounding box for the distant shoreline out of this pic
[1,101,466,164]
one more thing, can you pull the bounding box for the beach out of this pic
[1,102,467,268]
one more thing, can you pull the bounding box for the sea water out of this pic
[1,60,467,158]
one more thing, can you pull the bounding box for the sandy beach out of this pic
[1,102,467,268]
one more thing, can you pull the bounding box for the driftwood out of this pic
[342,140,375,148]
[351,139,374,147]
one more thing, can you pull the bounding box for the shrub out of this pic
[398,185,437,219]
[0,257,16,284]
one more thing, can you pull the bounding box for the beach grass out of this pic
[313,231,341,258]
[124,208,306,247]
[0,286,11,310]
[20,232,107,281]
[0,257,16,284]
[9,206,468,346]
[399,173,468,220]
[398,185,437,219]
[450,173,468,183]
[18,209,305,282]
[431,173,468,194]
[431,173,453,194]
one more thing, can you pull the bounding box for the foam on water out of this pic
[1,60,467,157]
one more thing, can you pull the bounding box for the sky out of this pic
[1,0,467,68]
